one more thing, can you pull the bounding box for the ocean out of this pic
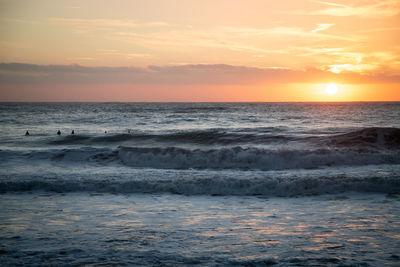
[0,102,399,266]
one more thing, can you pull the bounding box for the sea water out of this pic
[0,102,399,266]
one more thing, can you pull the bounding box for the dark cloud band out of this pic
[0,63,398,85]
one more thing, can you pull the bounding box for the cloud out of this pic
[311,24,334,33]
[223,26,354,42]
[0,63,278,84]
[99,51,153,59]
[0,63,398,86]
[311,1,349,8]
[66,57,97,61]
[305,0,400,17]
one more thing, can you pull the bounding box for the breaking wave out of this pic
[2,145,400,171]
[0,171,399,196]
[47,127,400,148]
[49,128,291,145]
[116,146,400,170]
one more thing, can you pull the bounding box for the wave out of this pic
[329,127,400,148]
[2,145,400,171]
[49,128,291,145]
[116,146,400,170]
[0,171,399,196]
[47,127,400,148]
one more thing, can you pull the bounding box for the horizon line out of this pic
[1,101,399,103]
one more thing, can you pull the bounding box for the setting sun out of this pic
[325,83,338,95]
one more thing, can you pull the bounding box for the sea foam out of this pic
[1,145,400,170]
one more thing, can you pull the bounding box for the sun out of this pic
[325,83,338,95]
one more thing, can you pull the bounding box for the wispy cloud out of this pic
[109,28,289,56]
[100,51,153,59]
[66,57,97,61]
[325,63,378,74]
[297,47,363,62]
[311,1,350,8]
[311,24,334,33]
[223,26,355,41]
[302,0,400,17]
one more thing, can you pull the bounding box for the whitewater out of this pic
[1,102,399,266]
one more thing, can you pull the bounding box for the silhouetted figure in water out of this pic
[25,131,30,136]
[57,130,61,135]
[104,131,107,133]
[71,130,75,135]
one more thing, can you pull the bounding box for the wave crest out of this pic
[330,127,400,148]
[48,127,400,148]
[1,172,399,196]
[2,145,399,171]
[116,146,400,170]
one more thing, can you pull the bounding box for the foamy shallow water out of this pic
[1,192,399,266]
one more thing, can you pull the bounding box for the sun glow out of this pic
[325,83,338,95]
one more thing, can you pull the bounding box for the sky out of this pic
[0,0,399,101]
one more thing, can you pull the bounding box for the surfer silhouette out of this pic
[57,130,61,135]
[71,130,74,135]
[25,131,30,136]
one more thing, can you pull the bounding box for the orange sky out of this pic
[0,0,399,101]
